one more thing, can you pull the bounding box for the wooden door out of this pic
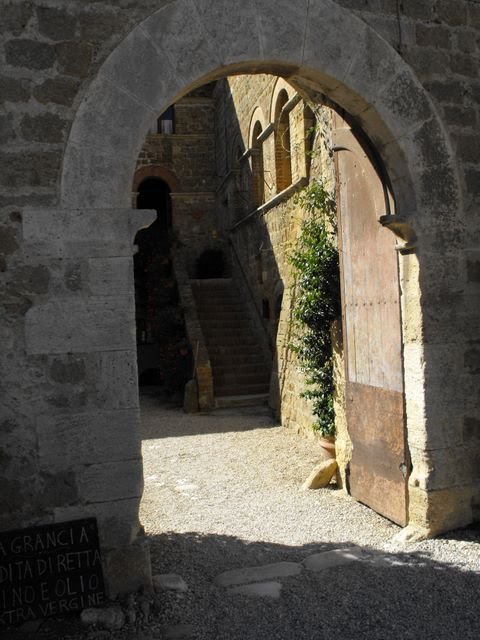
[333,115,409,526]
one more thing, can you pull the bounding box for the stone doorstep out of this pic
[302,547,365,571]
[216,547,365,589]
[215,561,302,587]
[229,581,282,599]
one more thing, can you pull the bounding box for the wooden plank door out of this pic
[333,115,409,526]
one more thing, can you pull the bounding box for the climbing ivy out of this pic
[289,179,341,437]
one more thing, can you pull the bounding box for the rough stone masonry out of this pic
[1,0,480,595]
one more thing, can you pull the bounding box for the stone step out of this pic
[203,335,257,345]
[193,277,271,399]
[213,373,271,386]
[214,382,270,396]
[214,393,270,408]
[213,363,271,375]
[209,354,269,365]
[210,349,266,358]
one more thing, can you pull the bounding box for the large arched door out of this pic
[334,114,410,526]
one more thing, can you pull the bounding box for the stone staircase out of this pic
[192,278,271,407]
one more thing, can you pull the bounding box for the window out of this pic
[157,105,175,134]
[274,90,292,192]
[251,121,264,208]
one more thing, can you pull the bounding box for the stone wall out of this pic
[134,87,221,276]
[215,75,347,450]
[1,0,479,590]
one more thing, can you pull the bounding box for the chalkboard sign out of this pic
[0,518,105,627]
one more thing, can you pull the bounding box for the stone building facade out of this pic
[212,75,337,436]
[1,0,480,597]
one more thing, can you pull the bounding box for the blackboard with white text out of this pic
[0,518,105,626]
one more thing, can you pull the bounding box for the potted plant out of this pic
[289,179,341,455]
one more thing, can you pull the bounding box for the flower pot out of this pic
[319,435,336,460]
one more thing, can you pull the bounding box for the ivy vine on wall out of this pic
[289,179,341,437]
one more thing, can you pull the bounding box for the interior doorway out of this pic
[134,177,189,400]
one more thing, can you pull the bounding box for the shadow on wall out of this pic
[146,529,480,640]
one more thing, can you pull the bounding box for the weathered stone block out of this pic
[36,6,77,41]
[465,346,480,374]
[79,10,127,42]
[0,151,61,188]
[20,112,67,143]
[408,484,473,534]
[436,0,467,27]
[345,28,399,101]
[301,459,338,490]
[215,562,301,587]
[0,113,14,144]
[55,41,93,78]
[302,1,367,89]
[81,607,125,631]
[449,52,478,78]
[1,3,33,35]
[467,257,480,283]
[102,537,152,598]
[23,208,155,258]
[78,458,143,504]
[37,409,140,469]
[8,265,50,295]
[303,547,363,571]
[373,69,433,139]
[33,77,80,106]
[0,225,19,255]
[25,297,135,355]
[256,0,308,66]
[39,470,79,509]
[87,257,134,296]
[49,356,86,383]
[416,24,452,49]
[464,416,480,441]
[54,498,141,549]
[5,39,55,70]
[140,1,219,88]
[0,75,30,103]
[93,350,139,410]
[400,0,434,21]
[229,582,282,598]
[153,574,188,593]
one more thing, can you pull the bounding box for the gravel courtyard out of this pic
[139,396,480,640]
[7,397,480,640]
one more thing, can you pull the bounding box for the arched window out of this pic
[251,121,265,208]
[274,90,292,192]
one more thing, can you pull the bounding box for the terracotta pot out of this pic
[319,435,336,460]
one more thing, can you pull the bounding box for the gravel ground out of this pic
[138,395,480,640]
[6,395,480,640]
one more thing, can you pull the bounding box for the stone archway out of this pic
[32,0,462,593]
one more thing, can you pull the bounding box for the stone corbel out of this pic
[378,215,417,254]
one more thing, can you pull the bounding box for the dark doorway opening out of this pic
[134,178,190,401]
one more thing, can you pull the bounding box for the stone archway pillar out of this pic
[23,207,155,596]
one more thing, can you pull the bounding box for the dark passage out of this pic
[134,177,190,401]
